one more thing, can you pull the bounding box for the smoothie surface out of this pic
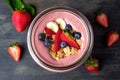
[31,10,89,67]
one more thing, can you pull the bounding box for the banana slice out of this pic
[55,18,66,30]
[46,22,59,33]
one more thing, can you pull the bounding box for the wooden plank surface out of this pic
[0,0,120,80]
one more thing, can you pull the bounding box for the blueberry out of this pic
[73,32,82,39]
[60,42,67,48]
[65,24,72,31]
[38,33,46,41]
[44,39,51,47]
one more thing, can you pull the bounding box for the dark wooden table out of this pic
[0,0,120,80]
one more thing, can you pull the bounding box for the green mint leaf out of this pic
[23,5,35,16]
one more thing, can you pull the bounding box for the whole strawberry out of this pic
[8,42,21,62]
[12,10,31,32]
[5,0,35,32]
[85,57,99,72]
[96,12,108,28]
[107,31,119,47]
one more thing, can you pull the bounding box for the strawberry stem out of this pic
[85,56,98,68]
[9,42,19,47]
[95,10,103,16]
[95,11,102,16]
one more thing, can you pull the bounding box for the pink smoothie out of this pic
[31,10,89,67]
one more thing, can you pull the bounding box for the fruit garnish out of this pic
[46,22,59,33]
[65,24,72,31]
[73,32,82,39]
[44,39,51,47]
[38,18,82,60]
[60,32,80,50]
[12,10,31,32]
[96,12,108,28]
[5,0,35,32]
[7,42,21,62]
[85,57,99,72]
[107,31,119,47]
[53,28,62,52]
[60,41,68,48]
[38,33,46,41]
[44,27,56,39]
[55,18,66,30]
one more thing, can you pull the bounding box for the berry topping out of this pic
[44,27,56,39]
[38,18,82,60]
[60,32,80,50]
[65,24,72,31]
[60,41,67,48]
[38,33,46,41]
[53,28,62,52]
[73,32,82,39]
[44,39,51,47]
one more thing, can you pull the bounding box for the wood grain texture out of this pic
[0,0,120,80]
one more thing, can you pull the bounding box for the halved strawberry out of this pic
[107,31,119,47]
[96,12,108,28]
[85,57,99,72]
[44,27,56,39]
[60,32,80,49]
[53,28,62,52]
[7,42,21,62]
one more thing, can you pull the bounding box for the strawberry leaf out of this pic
[5,0,14,11]
[5,0,35,15]
[85,57,98,68]
[5,0,24,11]
[12,0,24,11]
[9,42,19,47]
[23,5,35,16]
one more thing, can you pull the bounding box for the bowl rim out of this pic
[27,6,94,72]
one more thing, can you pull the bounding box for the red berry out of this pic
[53,28,62,52]
[60,32,80,49]
[107,31,119,47]
[12,10,31,32]
[8,42,21,62]
[96,12,108,28]
[44,27,56,39]
[85,57,99,72]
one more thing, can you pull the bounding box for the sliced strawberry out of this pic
[7,42,21,62]
[96,12,108,28]
[44,27,56,38]
[107,31,119,47]
[60,32,80,49]
[53,28,62,52]
[85,57,99,72]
